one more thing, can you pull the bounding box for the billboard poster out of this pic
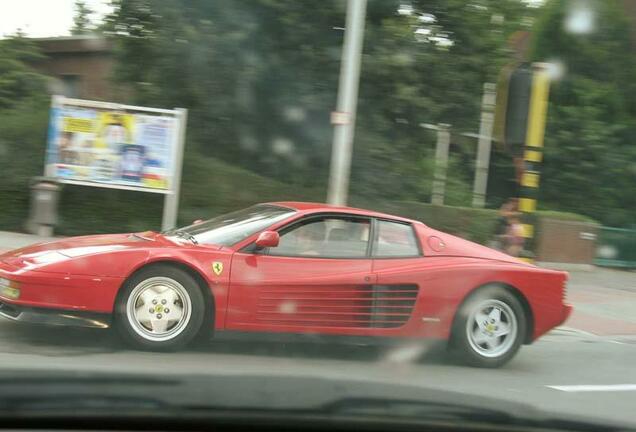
[44,97,180,193]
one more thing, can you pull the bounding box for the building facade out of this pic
[31,35,116,101]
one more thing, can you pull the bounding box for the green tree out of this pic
[104,0,535,205]
[72,0,95,35]
[103,0,345,185]
[0,33,47,109]
[531,0,636,226]
[0,35,49,230]
[351,0,536,201]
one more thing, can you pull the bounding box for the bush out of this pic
[351,200,499,244]
[0,104,594,240]
[533,210,596,223]
[3,150,321,235]
[350,199,598,246]
[0,97,50,231]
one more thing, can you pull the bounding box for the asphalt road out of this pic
[0,318,634,427]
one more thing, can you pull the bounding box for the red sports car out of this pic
[0,202,571,367]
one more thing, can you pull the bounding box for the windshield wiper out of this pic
[129,233,153,241]
[174,230,198,245]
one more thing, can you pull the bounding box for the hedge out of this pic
[350,199,598,246]
[0,97,320,235]
[0,98,595,239]
[52,153,318,236]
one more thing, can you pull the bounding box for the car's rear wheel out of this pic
[115,265,205,351]
[450,286,526,368]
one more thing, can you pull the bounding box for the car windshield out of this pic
[164,204,296,246]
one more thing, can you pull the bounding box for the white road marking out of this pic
[547,384,636,392]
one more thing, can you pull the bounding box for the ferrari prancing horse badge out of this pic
[212,261,223,276]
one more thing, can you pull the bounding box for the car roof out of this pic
[269,201,424,225]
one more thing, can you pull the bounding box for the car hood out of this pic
[0,232,165,270]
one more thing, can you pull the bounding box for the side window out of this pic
[373,220,420,257]
[269,217,371,258]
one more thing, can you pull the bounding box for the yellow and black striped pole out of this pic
[518,63,551,263]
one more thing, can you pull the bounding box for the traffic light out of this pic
[493,62,551,262]
[494,62,533,158]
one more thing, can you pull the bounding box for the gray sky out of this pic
[0,0,546,39]
[0,0,111,38]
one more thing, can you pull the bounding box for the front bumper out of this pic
[0,301,111,329]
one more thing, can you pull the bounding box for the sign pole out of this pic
[327,0,367,206]
[162,108,188,231]
[44,95,64,177]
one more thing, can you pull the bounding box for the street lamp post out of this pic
[327,0,367,206]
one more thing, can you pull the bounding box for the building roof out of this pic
[30,35,113,54]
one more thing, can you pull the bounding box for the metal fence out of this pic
[594,226,636,268]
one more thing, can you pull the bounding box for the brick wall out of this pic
[536,219,599,264]
[31,36,118,101]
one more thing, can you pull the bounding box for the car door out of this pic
[226,214,378,333]
[369,219,424,331]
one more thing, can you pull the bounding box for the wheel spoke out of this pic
[135,304,154,324]
[472,328,489,346]
[494,322,511,337]
[166,302,184,322]
[149,318,168,333]
[474,312,489,330]
[484,337,501,351]
[140,287,158,306]
[488,307,501,322]
[162,289,179,305]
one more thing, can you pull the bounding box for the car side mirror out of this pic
[255,231,279,249]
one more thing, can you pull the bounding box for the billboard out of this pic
[45,96,185,194]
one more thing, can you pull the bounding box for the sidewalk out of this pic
[0,231,58,253]
[0,230,635,336]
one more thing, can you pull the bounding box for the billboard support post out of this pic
[45,95,63,178]
[162,108,188,231]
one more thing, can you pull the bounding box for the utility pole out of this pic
[472,83,496,208]
[431,123,451,205]
[327,0,367,206]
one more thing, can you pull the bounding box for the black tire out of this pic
[115,264,206,351]
[449,286,526,368]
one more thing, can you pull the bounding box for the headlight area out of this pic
[0,278,21,300]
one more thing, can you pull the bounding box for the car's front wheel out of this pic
[450,286,526,368]
[115,265,205,351]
